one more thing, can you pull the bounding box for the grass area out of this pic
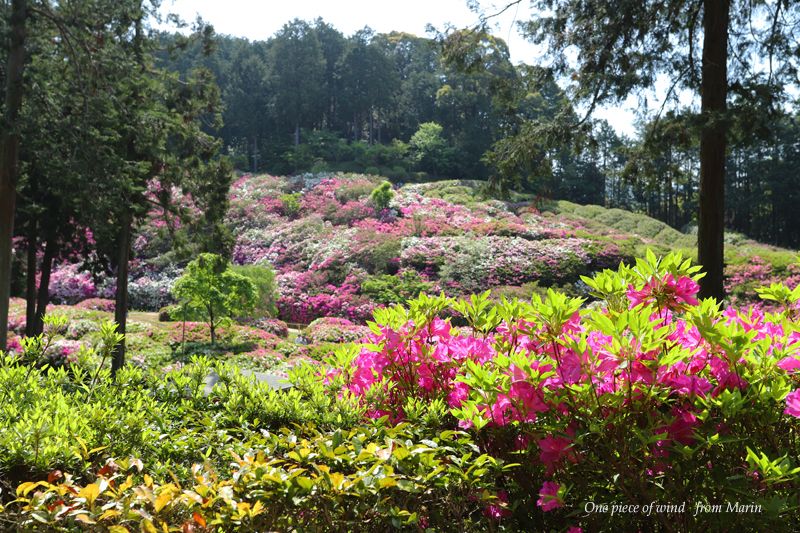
[543,199,797,266]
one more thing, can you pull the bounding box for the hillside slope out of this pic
[39,173,799,323]
[218,174,796,321]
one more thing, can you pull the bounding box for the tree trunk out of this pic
[208,305,216,344]
[698,0,730,301]
[0,0,27,352]
[112,211,132,375]
[294,123,300,147]
[25,221,37,337]
[369,109,374,145]
[33,236,55,335]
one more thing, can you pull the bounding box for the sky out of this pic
[158,0,643,135]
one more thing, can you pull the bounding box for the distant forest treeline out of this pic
[158,19,800,249]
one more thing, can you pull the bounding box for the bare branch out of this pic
[644,65,692,145]
[687,0,703,87]
[767,0,783,86]
[478,1,524,26]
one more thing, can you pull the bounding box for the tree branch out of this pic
[478,1,524,26]
[687,0,703,87]
[643,65,692,145]
[766,0,783,86]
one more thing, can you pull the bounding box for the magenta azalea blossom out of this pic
[777,356,800,372]
[483,490,511,520]
[785,390,800,418]
[509,380,548,418]
[628,274,700,311]
[538,435,576,472]
[447,381,470,408]
[536,481,563,512]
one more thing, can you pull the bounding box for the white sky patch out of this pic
[159,0,538,59]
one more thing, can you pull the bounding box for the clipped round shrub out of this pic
[157,306,174,322]
[249,317,290,338]
[303,317,370,344]
[43,339,83,368]
[74,298,115,312]
[48,262,98,304]
[66,319,98,340]
[369,181,395,211]
[128,266,180,311]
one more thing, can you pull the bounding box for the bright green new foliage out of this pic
[172,253,258,343]
[232,264,279,319]
[368,180,394,211]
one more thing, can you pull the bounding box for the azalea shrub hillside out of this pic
[29,174,799,328]
[2,252,800,531]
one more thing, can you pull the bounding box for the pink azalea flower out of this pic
[6,337,22,353]
[777,356,800,372]
[490,394,518,426]
[538,435,575,472]
[784,390,800,418]
[536,481,563,512]
[673,275,700,306]
[447,381,470,408]
[457,418,474,430]
[628,274,700,311]
[417,363,435,392]
[509,380,548,418]
[484,490,511,519]
[661,407,699,446]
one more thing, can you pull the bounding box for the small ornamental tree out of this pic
[172,253,258,344]
[232,264,279,318]
[369,181,394,211]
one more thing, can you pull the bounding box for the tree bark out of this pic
[112,211,132,375]
[698,0,730,301]
[0,0,27,351]
[25,221,37,337]
[369,109,374,145]
[33,236,55,335]
[208,304,216,344]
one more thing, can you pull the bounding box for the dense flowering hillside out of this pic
[222,174,631,323]
[35,173,800,324]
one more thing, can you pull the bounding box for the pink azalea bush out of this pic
[276,271,375,324]
[322,252,800,530]
[47,262,99,304]
[725,255,800,306]
[248,317,290,338]
[74,298,115,312]
[302,317,371,344]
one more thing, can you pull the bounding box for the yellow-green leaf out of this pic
[79,483,100,507]
[74,514,97,525]
[251,500,264,517]
[99,509,121,521]
[153,491,173,513]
